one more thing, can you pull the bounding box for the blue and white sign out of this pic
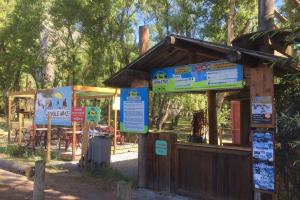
[120,88,148,133]
[252,132,275,192]
[34,86,72,126]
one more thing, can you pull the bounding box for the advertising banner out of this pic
[85,107,101,123]
[34,86,72,126]
[71,107,86,123]
[252,96,273,125]
[151,60,243,93]
[252,132,275,192]
[120,88,148,133]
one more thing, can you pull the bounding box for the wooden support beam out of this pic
[18,113,24,147]
[7,96,12,143]
[207,91,218,145]
[47,114,52,162]
[113,110,117,155]
[108,99,111,126]
[72,91,77,161]
[81,122,89,158]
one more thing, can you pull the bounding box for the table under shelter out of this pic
[104,34,299,200]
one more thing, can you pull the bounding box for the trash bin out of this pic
[88,135,112,167]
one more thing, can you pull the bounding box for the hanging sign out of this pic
[151,60,243,93]
[71,107,85,123]
[252,131,275,192]
[120,88,148,133]
[252,96,273,125]
[155,140,168,156]
[85,107,101,123]
[34,86,72,126]
[113,97,120,111]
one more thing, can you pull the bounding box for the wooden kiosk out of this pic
[104,35,299,199]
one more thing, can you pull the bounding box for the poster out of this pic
[113,97,120,110]
[71,107,85,123]
[252,132,275,192]
[120,88,148,133]
[151,60,243,93]
[252,96,273,124]
[34,86,72,126]
[155,140,168,156]
[85,107,101,123]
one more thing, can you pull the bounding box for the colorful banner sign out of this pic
[252,96,273,125]
[151,60,243,93]
[252,132,275,192]
[71,107,86,123]
[120,88,148,133]
[85,107,101,123]
[155,140,168,156]
[34,86,72,126]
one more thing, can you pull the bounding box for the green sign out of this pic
[85,107,101,123]
[151,61,243,93]
[155,140,168,156]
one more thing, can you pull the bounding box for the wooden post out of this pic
[81,122,89,157]
[72,90,77,161]
[7,96,12,143]
[47,114,52,162]
[113,110,117,155]
[135,25,150,188]
[207,91,218,145]
[18,113,24,146]
[33,160,45,200]
[108,98,111,126]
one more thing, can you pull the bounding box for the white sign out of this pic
[113,97,120,110]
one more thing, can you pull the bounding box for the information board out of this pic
[85,107,101,123]
[252,132,275,192]
[155,140,168,156]
[34,86,72,126]
[252,96,273,125]
[71,107,85,123]
[120,88,148,133]
[151,60,243,93]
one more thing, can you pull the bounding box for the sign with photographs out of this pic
[252,132,275,192]
[252,96,273,125]
[34,86,72,126]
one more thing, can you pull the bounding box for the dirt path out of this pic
[0,169,116,200]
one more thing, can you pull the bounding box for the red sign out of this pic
[71,107,85,122]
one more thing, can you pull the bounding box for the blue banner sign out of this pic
[151,60,243,93]
[34,86,72,126]
[120,88,148,133]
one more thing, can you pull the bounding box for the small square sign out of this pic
[71,107,85,123]
[155,140,168,156]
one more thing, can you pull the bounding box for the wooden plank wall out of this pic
[145,133,177,192]
[175,144,253,200]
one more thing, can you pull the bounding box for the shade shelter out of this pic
[7,86,119,161]
[7,90,36,144]
[104,34,299,199]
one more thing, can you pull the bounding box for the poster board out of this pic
[71,107,85,123]
[34,86,72,126]
[120,88,148,133]
[85,107,101,123]
[151,60,243,93]
[251,96,273,125]
[252,131,275,192]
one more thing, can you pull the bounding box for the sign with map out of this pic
[34,86,72,126]
[151,60,243,93]
[120,88,148,133]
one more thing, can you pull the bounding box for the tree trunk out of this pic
[157,100,171,130]
[227,0,235,46]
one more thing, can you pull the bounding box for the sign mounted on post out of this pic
[155,140,168,156]
[34,86,72,126]
[151,60,243,93]
[120,88,148,133]
[85,107,101,123]
[251,96,273,125]
[71,107,85,123]
[113,97,120,110]
[252,131,275,192]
